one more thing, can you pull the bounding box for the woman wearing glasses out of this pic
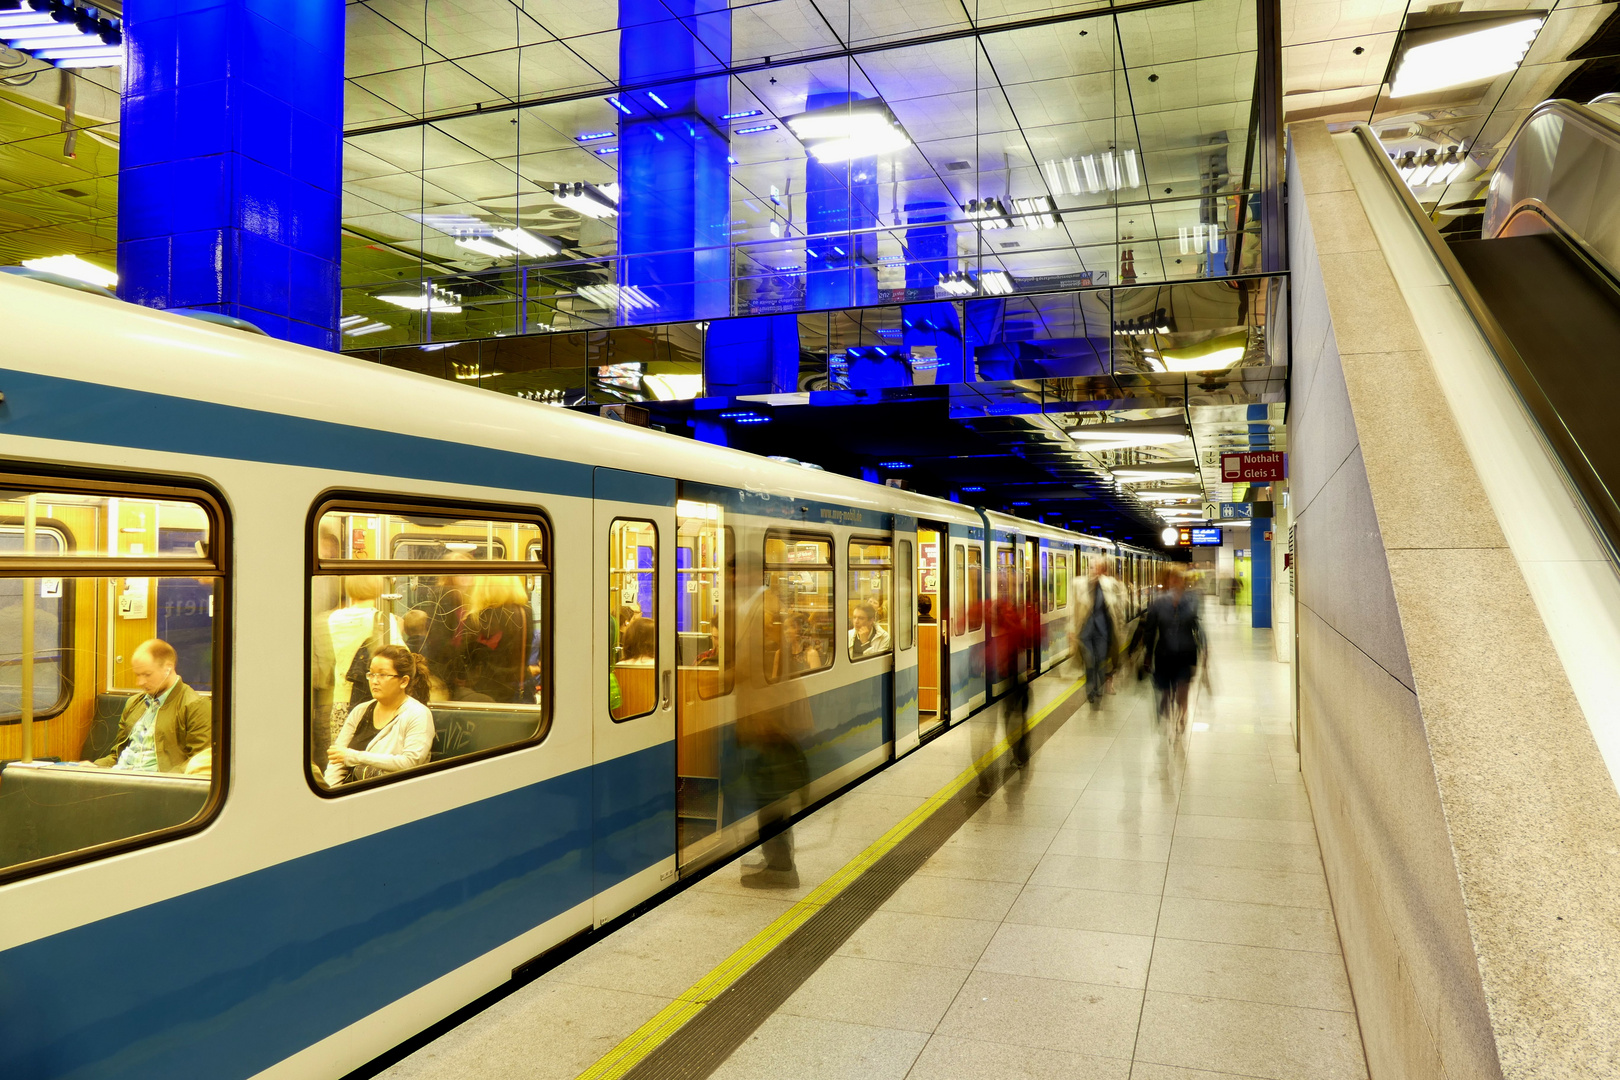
[324,644,436,787]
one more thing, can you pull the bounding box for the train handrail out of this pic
[1495,197,1620,292]
[1349,122,1620,569]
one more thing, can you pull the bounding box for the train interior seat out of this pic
[79,692,137,763]
[427,706,541,763]
[0,762,208,868]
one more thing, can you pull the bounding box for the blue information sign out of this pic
[1219,503,1253,520]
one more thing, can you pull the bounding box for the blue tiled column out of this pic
[118,0,343,349]
[1249,404,1273,628]
[618,0,731,325]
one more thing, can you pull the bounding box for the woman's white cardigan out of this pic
[324,696,435,786]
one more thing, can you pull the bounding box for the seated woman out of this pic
[325,644,436,786]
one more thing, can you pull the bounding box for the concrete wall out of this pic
[1288,121,1620,1079]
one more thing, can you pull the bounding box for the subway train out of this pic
[0,271,1162,1080]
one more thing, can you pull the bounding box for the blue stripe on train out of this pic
[0,367,595,499]
[949,641,985,713]
[0,743,670,1080]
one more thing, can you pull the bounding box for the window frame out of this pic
[608,516,660,723]
[0,466,231,888]
[0,522,74,724]
[305,492,553,798]
[950,543,967,636]
[845,535,894,663]
[896,539,914,652]
[677,521,735,701]
[967,545,984,632]
[763,529,836,682]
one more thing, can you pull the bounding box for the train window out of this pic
[764,533,834,681]
[676,499,733,700]
[1056,554,1070,607]
[608,520,659,721]
[950,545,966,636]
[847,539,893,661]
[1039,551,1051,613]
[967,546,984,631]
[0,478,226,883]
[896,540,914,652]
[310,500,549,791]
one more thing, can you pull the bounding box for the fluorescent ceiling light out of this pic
[376,287,462,314]
[645,373,703,401]
[1159,345,1245,373]
[1066,419,1189,450]
[553,181,619,219]
[783,101,911,162]
[0,13,59,28]
[580,283,658,312]
[964,198,1012,230]
[55,54,121,67]
[980,270,1014,296]
[35,44,121,59]
[455,236,517,259]
[492,227,559,257]
[23,254,116,287]
[1013,196,1060,229]
[1389,16,1543,98]
[1112,464,1199,482]
[7,24,93,42]
[937,272,976,297]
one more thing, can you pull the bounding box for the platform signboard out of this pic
[1219,502,1252,519]
[1221,452,1286,482]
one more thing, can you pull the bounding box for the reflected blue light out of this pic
[596,147,620,155]
[608,97,632,114]
[722,109,762,120]
[962,485,986,492]
[576,131,615,141]
[1011,501,1032,506]
[734,123,777,134]
[879,461,912,469]
[648,92,670,108]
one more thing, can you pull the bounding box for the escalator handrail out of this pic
[1496,198,1620,292]
[1484,97,1620,243]
[1349,123,1620,568]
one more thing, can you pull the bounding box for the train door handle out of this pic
[661,669,672,710]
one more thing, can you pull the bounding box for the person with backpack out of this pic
[1137,566,1204,731]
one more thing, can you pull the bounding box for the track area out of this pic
[371,613,1363,1080]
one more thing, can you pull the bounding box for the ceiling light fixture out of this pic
[1112,308,1171,336]
[340,314,392,338]
[647,92,670,109]
[607,96,632,115]
[575,131,615,142]
[784,100,911,162]
[1158,331,1248,372]
[579,282,658,312]
[937,271,977,297]
[377,286,462,314]
[0,2,122,69]
[492,227,560,257]
[1113,464,1200,482]
[964,197,1012,229]
[553,181,619,219]
[722,109,763,120]
[1409,148,1439,186]
[734,122,778,135]
[22,253,116,287]
[1013,195,1061,230]
[1160,527,1179,545]
[1066,418,1189,450]
[454,235,518,259]
[980,269,1014,296]
[1388,15,1543,98]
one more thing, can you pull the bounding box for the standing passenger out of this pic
[461,575,532,702]
[1138,568,1203,732]
[1072,557,1125,708]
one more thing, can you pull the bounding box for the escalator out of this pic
[1358,97,1620,558]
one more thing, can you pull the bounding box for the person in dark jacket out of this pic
[93,639,210,772]
[1137,567,1204,731]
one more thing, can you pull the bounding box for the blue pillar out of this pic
[903,199,950,296]
[618,0,731,325]
[118,0,344,349]
[1249,404,1273,628]
[804,91,878,311]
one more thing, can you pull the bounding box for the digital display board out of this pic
[1189,527,1222,546]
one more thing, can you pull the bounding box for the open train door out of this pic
[592,468,678,926]
[893,515,921,757]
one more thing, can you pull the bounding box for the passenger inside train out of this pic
[95,638,210,774]
[310,502,549,787]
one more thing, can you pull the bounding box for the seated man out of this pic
[93,638,211,773]
[848,603,891,658]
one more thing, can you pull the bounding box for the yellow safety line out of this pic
[575,677,1085,1080]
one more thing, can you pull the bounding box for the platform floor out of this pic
[382,611,1368,1080]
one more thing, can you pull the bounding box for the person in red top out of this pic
[977,590,1034,795]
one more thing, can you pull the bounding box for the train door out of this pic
[990,537,1015,697]
[672,488,737,872]
[947,525,987,718]
[916,522,947,739]
[593,468,678,925]
[1022,540,1037,676]
[893,517,921,757]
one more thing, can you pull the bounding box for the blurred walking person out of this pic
[1071,557,1126,709]
[1138,567,1204,732]
[978,587,1034,794]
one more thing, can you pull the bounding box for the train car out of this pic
[0,272,1155,1080]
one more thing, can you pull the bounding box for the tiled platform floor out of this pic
[385,608,1368,1080]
